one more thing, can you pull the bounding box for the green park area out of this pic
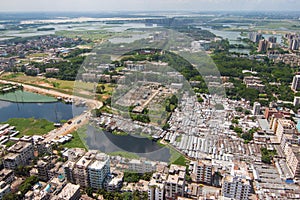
[0,90,57,103]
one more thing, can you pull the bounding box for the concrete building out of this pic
[37,159,54,181]
[292,75,300,91]
[88,153,110,189]
[0,169,14,185]
[275,119,296,143]
[249,32,262,43]
[0,181,10,200]
[148,172,167,200]
[221,175,251,200]
[285,144,300,179]
[74,151,95,187]
[127,158,157,174]
[3,141,34,169]
[221,163,251,200]
[104,173,123,192]
[258,39,269,52]
[165,164,186,200]
[253,102,261,115]
[268,36,277,44]
[56,183,81,200]
[190,160,212,185]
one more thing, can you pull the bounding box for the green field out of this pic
[2,118,56,137]
[62,131,87,150]
[0,90,57,103]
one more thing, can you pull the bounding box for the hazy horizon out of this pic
[1,0,300,12]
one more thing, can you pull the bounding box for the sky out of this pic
[0,0,300,12]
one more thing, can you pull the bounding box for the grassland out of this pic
[107,151,140,159]
[2,118,56,137]
[62,130,87,150]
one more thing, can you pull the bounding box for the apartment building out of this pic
[127,158,157,173]
[148,172,167,200]
[285,144,300,179]
[275,119,296,142]
[88,153,110,189]
[165,164,186,200]
[221,162,251,200]
[3,141,34,169]
[190,160,212,185]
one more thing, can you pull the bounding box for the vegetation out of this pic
[62,130,87,150]
[97,189,148,200]
[2,118,55,137]
[172,155,188,167]
[261,147,277,164]
[3,176,39,200]
[123,171,153,183]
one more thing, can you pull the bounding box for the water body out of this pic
[0,100,85,122]
[84,125,171,162]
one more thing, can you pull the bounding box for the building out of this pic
[104,173,123,192]
[221,175,251,200]
[37,159,54,181]
[289,39,299,50]
[0,169,14,184]
[148,172,167,200]
[165,164,186,200]
[190,160,212,185]
[0,181,10,200]
[253,102,261,116]
[249,32,262,43]
[292,75,300,91]
[3,141,34,169]
[127,158,157,174]
[88,153,110,189]
[56,183,81,200]
[221,163,251,200]
[275,119,296,143]
[268,36,277,43]
[73,151,95,187]
[285,144,300,179]
[258,39,269,52]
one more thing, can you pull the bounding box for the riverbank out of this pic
[0,90,57,103]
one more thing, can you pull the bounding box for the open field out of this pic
[62,130,87,150]
[2,118,56,137]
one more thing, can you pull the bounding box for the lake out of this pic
[84,125,171,162]
[0,100,86,122]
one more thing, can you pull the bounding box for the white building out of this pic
[165,164,186,199]
[221,162,251,200]
[292,75,300,91]
[148,172,167,200]
[88,153,110,189]
[253,102,261,115]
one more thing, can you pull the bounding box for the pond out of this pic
[84,125,171,162]
[0,100,85,122]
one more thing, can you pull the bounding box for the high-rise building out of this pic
[253,102,261,115]
[285,144,300,179]
[289,39,300,50]
[165,164,186,200]
[190,160,212,185]
[268,36,277,43]
[88,153,110,190]
[221,162,251,200]
[148,172,167,200]
[3,141,34,169]
[258,39,269,52]
[292,75,300,91]
[249,32,262,43]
